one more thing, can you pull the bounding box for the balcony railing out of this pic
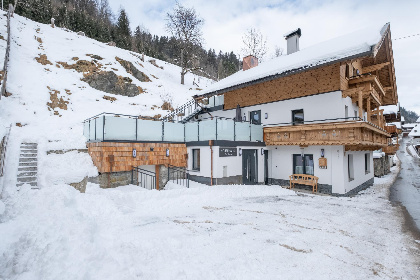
[264,118,390,148]
[83,113,263,143]
[382,144,399,155]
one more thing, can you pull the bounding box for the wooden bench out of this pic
[289,174,319,193]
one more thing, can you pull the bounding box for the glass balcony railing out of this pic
[83,113,263,143]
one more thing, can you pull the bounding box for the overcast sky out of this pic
[107,0,420,116]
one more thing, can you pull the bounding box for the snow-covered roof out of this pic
[284,28,301,38]
[409,124,420,137]
[382,104,399,115]
[389,122,401,129]
[403,123,416,129]
[417,117,420,123]
[198,23,389,97]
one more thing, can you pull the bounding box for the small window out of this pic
[293,154,314,175]
[365,153,370,174]
[345,64,350,78]
[250,110,261,125]
[292,109,304,125]
[192,149,200,171]
[348,154,354,181]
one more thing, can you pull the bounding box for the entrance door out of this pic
[242,149,258,185]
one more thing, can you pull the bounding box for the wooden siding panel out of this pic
[224,63,341,110]
[87,142,187,173]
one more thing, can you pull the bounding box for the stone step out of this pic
[19,158,37,163]
[18,162,37,167]
[21,149,37,153]
[20,153,37,158]
[21,144,37,148]
[16,182,38,187]
[17,171,37,177]
[18,166,37,172]
[17,176,37,183]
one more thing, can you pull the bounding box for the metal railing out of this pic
[131,167,156,190]
[161,99,200,122]
[83,112,264,143]
[0,124,11,177]
[0,5,12,99]
[168,165,189,188]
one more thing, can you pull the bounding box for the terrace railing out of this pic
[168,165,189,188]
[83,113,263,143]
[132,167,157,190]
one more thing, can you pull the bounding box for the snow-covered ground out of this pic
[1,161,419,279]
[0,12,212,192]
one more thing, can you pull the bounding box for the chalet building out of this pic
[83,23,398,196]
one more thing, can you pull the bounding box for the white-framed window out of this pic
[192,149,200,171]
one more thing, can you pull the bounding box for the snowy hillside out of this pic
[0,12,211,190]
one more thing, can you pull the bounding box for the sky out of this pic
[107,0,420,116]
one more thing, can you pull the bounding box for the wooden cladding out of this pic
[382,144,399,155]
[87,142,187,173]
[264,121,390,150]
[223,63,340,110]
[384,125,397,134]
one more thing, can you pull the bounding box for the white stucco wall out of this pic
[199,91,366,124]
[343,151,374,193]
[266,145,373,194]
[188,145,264,183]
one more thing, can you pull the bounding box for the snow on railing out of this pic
[0,4,12,99]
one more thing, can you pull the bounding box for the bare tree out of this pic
[166,2,204,85]
[274,45,284,57]
[241,28,268,61]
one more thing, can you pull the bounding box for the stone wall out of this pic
[374,156,391,177]
[88,171,136,189]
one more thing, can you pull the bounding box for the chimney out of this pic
[243,55,258,71]
[284,28,301,55]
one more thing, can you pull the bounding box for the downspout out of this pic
[210,140,213,186]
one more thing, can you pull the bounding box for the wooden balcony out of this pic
[382,144,399,155]
[264,121,390,151]
[384,125,397,134]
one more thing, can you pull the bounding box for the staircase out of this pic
[161,99,202,123]
[17,143,38,188]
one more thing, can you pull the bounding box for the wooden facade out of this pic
[223,63,341,110]
[264,121,390,151]
[87,142,187,173]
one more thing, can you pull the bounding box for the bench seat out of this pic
[289,174,319,193]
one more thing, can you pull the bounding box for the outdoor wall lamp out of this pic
[132,148,137,158]
[265,113,268,119]
[321,148,325,158]
[239,148,242,156]
[166,148,170,157]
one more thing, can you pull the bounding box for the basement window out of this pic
[348,154,354,181]
[292,109,304,125]
[365,153,371,174]
[192,149,200,171]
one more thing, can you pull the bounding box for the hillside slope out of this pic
[0,12,211,190]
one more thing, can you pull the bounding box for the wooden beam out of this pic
[373,76,386,97]
[358,91,363,119]
[367,96,371,122]
[362,62,390,74]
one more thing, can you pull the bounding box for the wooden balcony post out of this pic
[358,91,363,120]
[366,97,371,122]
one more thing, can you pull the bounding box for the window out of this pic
[348,154,354,181]
[192,149,200,171]
[250,110,261,125]
[292,109,304,125]
[293,154,314,175]
[365,153,370,174]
